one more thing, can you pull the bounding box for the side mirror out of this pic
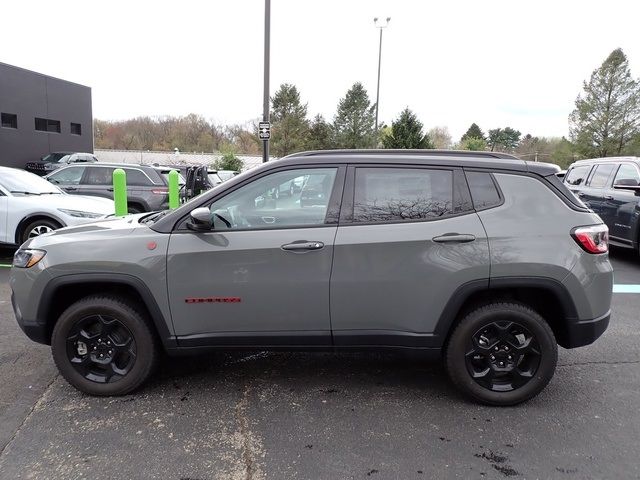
[186,207,212,231]
[613,183,640,195]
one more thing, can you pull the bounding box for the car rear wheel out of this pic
[445,302,557,406]
[20,218,62,244]
[51,295,159,396]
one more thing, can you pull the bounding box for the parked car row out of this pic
[0,166,113,245]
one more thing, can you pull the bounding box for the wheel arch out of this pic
[37,273,175,349]
[435,277,579,349]
[15,213,66,244]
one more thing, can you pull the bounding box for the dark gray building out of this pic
[0,62,93,169]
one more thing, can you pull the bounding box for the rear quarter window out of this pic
[465,171,501,210]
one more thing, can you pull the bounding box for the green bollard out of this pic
[168,169,179,209]
[112,168,128,216]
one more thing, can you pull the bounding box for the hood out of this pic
[15,193,114,215]
[23,214,148,249]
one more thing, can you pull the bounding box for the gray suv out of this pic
[45,163,176,213]
[10,150,613,405]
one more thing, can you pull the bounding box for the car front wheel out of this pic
[21,218,62,244]
[51,295,159,396]
[445,302,557,406]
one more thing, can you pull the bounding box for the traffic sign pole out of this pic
[262,0,271,163]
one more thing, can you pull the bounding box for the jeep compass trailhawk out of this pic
[10,150,613,406]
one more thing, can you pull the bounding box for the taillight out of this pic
[571,224,609,254]
[151,188,169,195]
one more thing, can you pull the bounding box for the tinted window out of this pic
[85,167,115,185]
[126,169,154,186]
[613,164,640,186]
[70,123,82,135]
[1,113,17,129]
[48,167,85,185]
[588,164,615,188]
[565,165,591,186]
[208,168,337,230]
[466,171,501,209]
[35,117,60,133]
[353,168,452,223]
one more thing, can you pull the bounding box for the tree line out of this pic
[94,48,640,169]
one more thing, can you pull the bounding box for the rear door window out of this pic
[84,167,115,185]
[125,169,154,186]
[353,167,452,223]
[564,165,592,186]
[587,164,616,188]
[465,171,501,209]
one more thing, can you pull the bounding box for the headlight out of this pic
[57,209,103,219]
[13,249,46,268]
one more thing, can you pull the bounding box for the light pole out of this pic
[262,0,271,163]
[373,17,390,145]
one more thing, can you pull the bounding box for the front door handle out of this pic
[577,192,586,197]
[281,241,325,251]
[604,195,614,200]
[64,187,77,191]
[432,233,476,243]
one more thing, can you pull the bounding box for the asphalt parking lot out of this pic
[0,246,639,480]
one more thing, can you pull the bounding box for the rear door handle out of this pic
[432,233,476,243]
[282,241,325,251]
[64,187,77,191]
[577,192,586,197]
[107,187,114,192]
[604,195,614,200]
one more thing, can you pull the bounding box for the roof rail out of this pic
[284,149,518,160]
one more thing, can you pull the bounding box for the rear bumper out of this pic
[563,310,610,348]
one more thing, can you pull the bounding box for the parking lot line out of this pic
[0,264,11,268]
[613,284,640,293]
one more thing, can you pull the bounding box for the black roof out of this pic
[279,149,558,176]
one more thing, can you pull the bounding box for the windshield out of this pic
[57,155,72,163]
[40,152,69,163]
[0,169,63,195]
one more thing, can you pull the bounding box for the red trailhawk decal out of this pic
[185,297,242,304]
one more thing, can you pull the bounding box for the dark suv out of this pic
[11,150,612,405]
[44,163,176,213]
[25,152,98,176]
[564,156,640,253]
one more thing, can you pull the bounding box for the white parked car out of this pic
[0,167,114,245]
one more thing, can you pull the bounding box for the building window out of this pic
[1,113,18,129]
[35,117,61,133]
[70,122,82,135]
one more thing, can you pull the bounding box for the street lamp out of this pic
[262,0,271,163]
[373,16,390,145]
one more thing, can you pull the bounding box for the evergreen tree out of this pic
[305,114,334,150]
[570,48,640,157]
[382,108,433,149]
[270,84,309,157]
[461,123,485,142]
[333,82,376,148]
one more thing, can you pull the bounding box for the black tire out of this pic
[20,218,62,244]
[128,205,143,214]
[51,295,159,396]
[445,302,557,406]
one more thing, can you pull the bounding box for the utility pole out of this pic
[262,0,271,163]
[373,17,390,146]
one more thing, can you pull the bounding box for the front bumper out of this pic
[563,309,610,348]
[11,290,50,345]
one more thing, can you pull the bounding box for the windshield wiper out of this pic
[10,191,40,195]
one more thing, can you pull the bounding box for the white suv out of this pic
[0,167,114,245]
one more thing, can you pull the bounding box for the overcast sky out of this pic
[3,0,640,140]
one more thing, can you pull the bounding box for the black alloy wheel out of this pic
[445,302,557,406]
[465,321,541,392]
[52,295,158,396]
[65,314,137,384]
